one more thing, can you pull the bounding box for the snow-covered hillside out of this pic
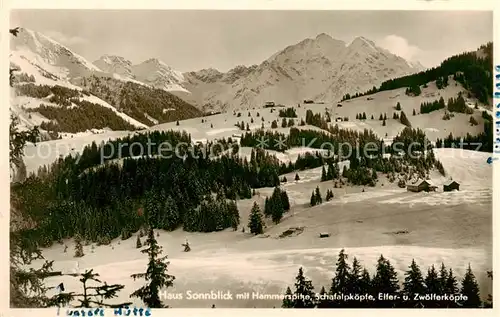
[33,147,492,308]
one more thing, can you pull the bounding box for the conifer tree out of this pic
[379,114,383,120]
[347,257,363,307]
[282,286,294,308]
[281,118,287,128]
[74,235,84,258]
[176,120,179,126]
[248,202,264,235]
[271,120,278,129]
[413,109,416,116]
[326,162,334,180]
[372,255,400,307]
[136,235,142,248]
[424,265,441,307]
[316,286,329,308]
[396,102,401,110]
[295,173,300,181]
[383,113,387,120]
[330,249,351,304]
[362,112,367,120]
[292,267,316,308]
[310,191,317,207]
[402,259,426,307]
[371,114,374,120]
[445,268,459,294]
[53,269,131,308]
[280,190,290,211]
[382,118,386,126]
[321,166,327,181]
[314,186,322,204]
[460,264,482,308]
[438,263,448,294]
[130,228,175,308]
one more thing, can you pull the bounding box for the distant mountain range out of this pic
[10,27,424,116]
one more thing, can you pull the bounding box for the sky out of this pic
[10,10,493,72]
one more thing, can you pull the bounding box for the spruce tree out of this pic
[314,186,322,204]
[413,109,416,116]
[326,162,334,180]
[310,191,317,207]
[280,190,290,211]
[316,286,329,308]
[372,255,400,307]
[248,202,264,235]
[402,259,426,307]
[424,265,441,307]
[460,264,482,308]
[74,235,84,258]
[379,114,383,120]
[438,263,448,294]
[53,269,131,308]
[371,114,374,120]
[382,118,386,126]
[295,173,300,181]
[396,102,401,110]
[282,286,294,308]
[347,257,363,307]
[176,120,179,126]
[292,267,316,308]
[130,228,175,308]
[321,166,327,181]
[329,249,351,307]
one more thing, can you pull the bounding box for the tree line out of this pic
[282,249,491,308]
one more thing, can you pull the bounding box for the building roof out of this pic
[444,180,459,186]
[407,179,429,187]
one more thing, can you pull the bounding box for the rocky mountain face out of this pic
[181,34,423,111]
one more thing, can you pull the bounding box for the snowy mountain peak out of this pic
[348,36,378,52]
[132,58,187,92]
[93,55,134,79]
[10,27,101,82]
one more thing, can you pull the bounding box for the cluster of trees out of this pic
[248,202,265,234]
[235,121,250,131]
[310,186,323,206]
[355,112,367,120]
[81,75,202,126]
[436,76,449,89]
[264,187,291,224]
[447,94,474,114]
[282,249,490,308]
[340,86,378,101]
[320,163,340,182]
[436,131,492,153]
[405,85,422,96]
[420,97,446,114]
[281,117,295,128]
[13,72,36,84]
[13,131,288,247]
[279,107,298,118]
[33,99,137,133]
[340,42,492,105]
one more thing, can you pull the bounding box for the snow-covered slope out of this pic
[9,28,148,133]
[182,34,423,111]
[10,27,101,82]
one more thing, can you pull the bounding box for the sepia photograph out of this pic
[7,3,496,312]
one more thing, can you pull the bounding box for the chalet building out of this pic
[443,180,460,192]
[264,101,275,108]
[406,180,437,193]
